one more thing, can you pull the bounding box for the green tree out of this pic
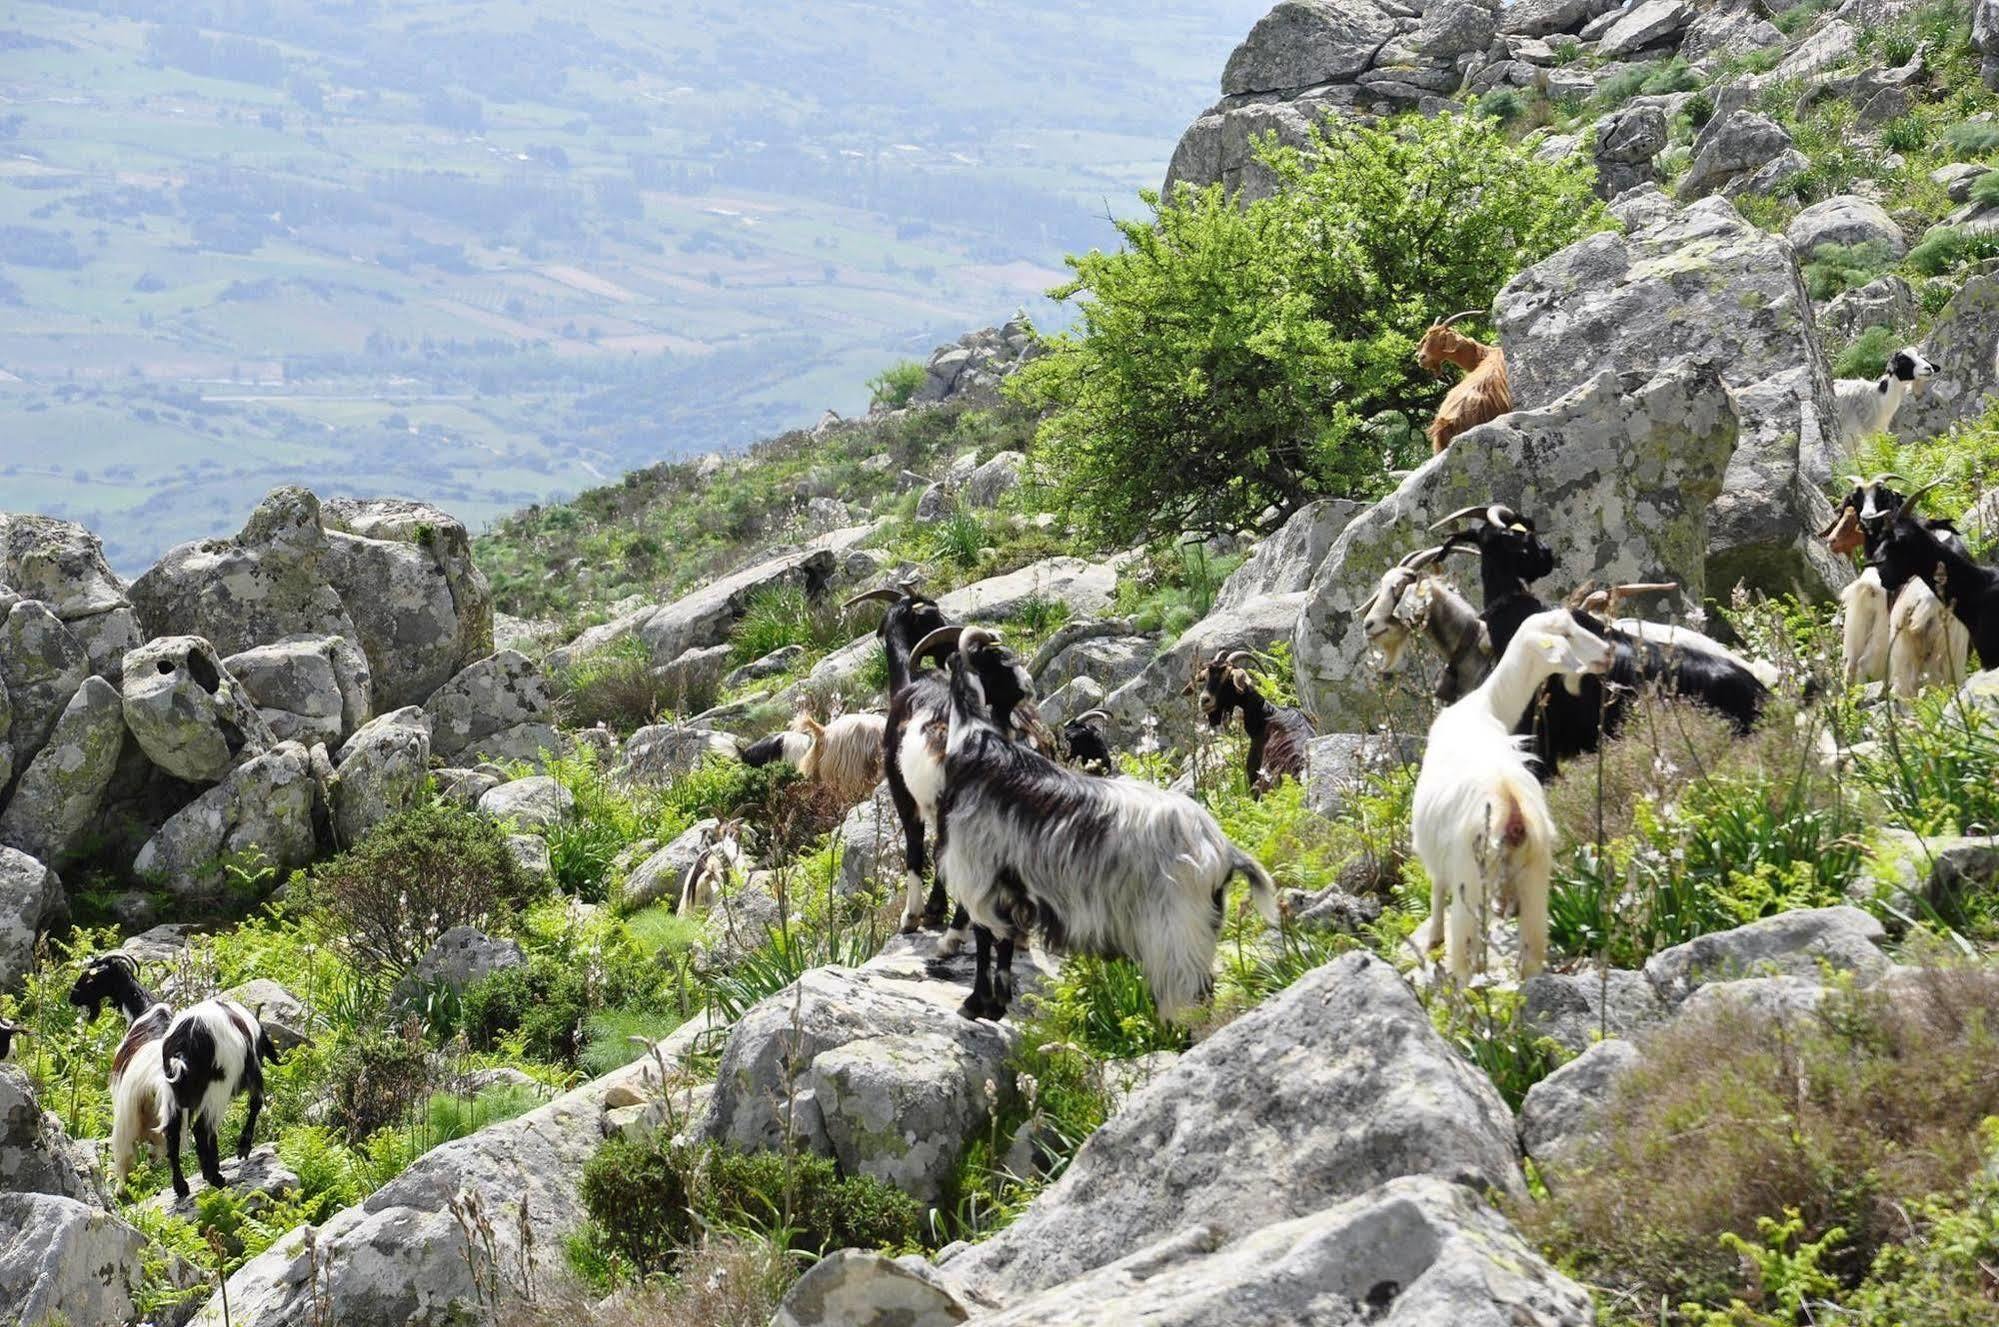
[1011,113,1605,546]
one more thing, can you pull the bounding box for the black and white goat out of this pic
[1061,709,1115,775]
[1834,347,1937,446]
[71,952,280,1197]
[1867,479,1999,675]
[0,1016,24,1060]
[1822,473,1973,694]
[1185,649,1316,795]
[1427,504,1769,772]
[928,627,1280,1022]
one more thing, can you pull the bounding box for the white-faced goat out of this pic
[1061,708,1115,775]
[677,818,747,914]
[930,627,1280,1022]
[1834,347,1937,446]
[739,711,887,808]
[1359,546,1494,700]
[71,953,280,1196]
[1186,650,1316,795]
[1822,474,1973,694]
[1411,609,1615,986]
[1868,479,1999,675]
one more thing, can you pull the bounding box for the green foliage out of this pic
[579,1137,924,1275]
[580,1005,683,1078]
[1943,119,1999,159]
[729,585,865,667]
[1682,1209,1845,1326]
[1012,114,1604,546]
[926,509,995,570]
[307,801,540,975]
[1802,240,1896,302]
[421,1083,542,1146]
[1841,1118,1999,1326]
[1031,957,1190,1059]
[1112,540,1245,640]
[1472,87,1528,123]
[1830,324,1901,381]
[1773,0,1838,35]
[553,636,685,733]
[1853,689,1999,839]
[1879,113,1930,153]
[1593,58,1700,110]
[1907,223,1999,277]
[327,1026,433,1144]
[1431,988,1569,1112]
[866,359,928,410]
[1973,168,1999,208]
[459,956,591,1064]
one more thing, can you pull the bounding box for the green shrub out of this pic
[1593,58,1700,110]
[1773,0,1837,35]
[1943,119,1999,160]
[309,802,540,975]
[729,584,863,666]
[925,509,993,570]
[1113,541,1245,640]
[1011,114,1604,546]
[866,359,927,410]
[327,1026,433,1144]
[421,1082,541,1145]
[1801,240,1896,302]
[579,1137,924,1275]
[458,957,592,1064]
[553,635,678,733]
[1853,689,1999,841]
[1879,113,1930,154]
[1473,87,1528,123]
[1912,224,1999,276]
[1830,324,1901,381]
[579,1004,683,1078]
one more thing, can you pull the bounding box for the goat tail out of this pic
[163,1054,188,1085]
[1232,850,1282,926]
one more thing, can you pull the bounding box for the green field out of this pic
[0,0,1263,570]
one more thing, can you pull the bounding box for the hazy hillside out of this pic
[0,0,1263,571]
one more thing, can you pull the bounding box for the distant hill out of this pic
[0,0,1265,572]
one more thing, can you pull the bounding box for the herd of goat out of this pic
[42,327,1997,1199]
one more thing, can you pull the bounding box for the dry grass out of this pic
[499,1237,794,1327]
[1514,963,1999,1314]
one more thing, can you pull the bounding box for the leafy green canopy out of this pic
[1011,114,1604,546]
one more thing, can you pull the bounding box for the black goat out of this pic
[1061,708,1115,775]
[0,1016,23,1060]
[1868,479,1999,669]
[1185,650,1315,796]
[1820,472,1967,560]
[1430,504,1769,775]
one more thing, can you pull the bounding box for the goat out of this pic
[677,818,746,914]
[0,1016,23,1061]
[70,953,175,1189]
[927,626,1280,1022]
[1417,310,1512,454]
[1868,479,1999,675]
[740,711,887,807]
[1411,609,1615,985]
[1428,505,1769,773]
[1359,546,1493,700]
[1061,708,1115,775]
[1574,582,1783,689]
[1822,474,1973,693]
[1834,347,1937,446]
[1185,650,1316,795]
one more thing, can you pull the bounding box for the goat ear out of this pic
[1229,667,1253,690]
[1180,678,1197,696]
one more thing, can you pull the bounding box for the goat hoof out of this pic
[173,1180,191,1200]
[921,907,950,931]
[898,912,923,935]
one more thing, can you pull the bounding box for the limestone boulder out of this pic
[120,635,274,784]
[936,953,1522,1302]
[1499,0,1614,36]
[1294,365,1735,728]
[0,599,87,779]
[0,514,140,683]
[1592,103,1667,200]
[0,1192,146,1327]
[222,978,310,1052]
[322,497,493,707]
[962,451,1025,508]
[1644,906,1891,1001]
[0,1065,104,1204]
[835,783,902,897]
[327,707,430,847]
[614,724,737,787]
[1213,499,1359,612]
[223,636,372,746]
[621,818,721,910]
[0,676,122,867]
[1518,1038,1642,1180]
[813,1031,1011,1205]
[133,742,319,901]
[1894,272,1999,442]
[476,775,572,830]
[1678,111,1794,202]
[1818,274,1916,345]
[0,848,61,993]
[936,555,1124,623]
[1220,0,1399,97]
[422,650,559,766]
[1109,592,1305,753]
[1597,0,1689,59]
[1787,195,1906,260]
[1521,968,1673,1053]
[392,927,524,1008]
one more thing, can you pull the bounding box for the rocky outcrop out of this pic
[0,1192,147,1327]
[1294,364,1735,728]
[223,637,372,746]
[0,676,123,867]
[1,1065,104,1204]
[423,650,559,766]
[621,818,721,909]
[0,599,87,782]
[1494,194,1847,600]
[133,742,319,900]
[910,319,1040,406]
[327,707,430,847]
[936,555,1125,623]
[1109,592,1305,752]
[0,514,140,684]
[614,724,737,787]
[476,775,573,830]
[936,952,1521,1303]
[0,847,61,993]
[1642,905,1890,1001]
[400,926,523,998]
[120,636,275,785]
[1518,1038,1641,1180]
[1212,498,1360,613]
[1894,271,1999,442]
[1786,195,1906,259]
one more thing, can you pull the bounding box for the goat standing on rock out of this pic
[1834,347,1936,447]
[927,627,1281,1023]
[1417,311,1512,454]
[1188,649,1315,796]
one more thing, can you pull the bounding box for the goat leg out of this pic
[889,778,928,933]
[959,925,1000,1022]
[237,1086,263,1161]
[194,1118,227,1191]
[166,1109,190,1200]
[991,934,1017,1017]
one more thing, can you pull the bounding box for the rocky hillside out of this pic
[6,2,1999,1327]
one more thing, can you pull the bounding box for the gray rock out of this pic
[1221,0,1399,96]
[0,514,139,683]
[1818,275,1916,345]
[1597,0,1689,59]
[1518,1038,1642,1177]
[0,1192,145,1327]
[1281,881,1383,932]
[774,1251,969,1327]
[423,650,556,766]
[1679,111,1794,202]
[1592,103,1668,199]
[939,1175,1589,1324]
[1680,7,1784,64]
[936,555,1124,623]
[1037,675,1108,731]
[700,876,788,967]
[1403,0,1496,60]
[139,1144,298,1218]
[0,676,123,866]
[1644,906,1890,1002]
[813,1031,1011,1204]
[1724,146,1809,201]
[120,635,274,784]
[222,978,310,1052]
[133,742,319,901]
[1213,499,1360,612]
[962,451,1025,508]
[327,707,430,847]
[1494,196,1847,599]
[1294,365,1736,729]
[614,724,736,786]
[1786,195,1906,259]
[1980,0,1999,88]
[938,952,1522,1301]
[650,643,734,715]
[1499,0,1614,36]
[0,1065,104,1204]
[476,775,573,830]
[432,766,500,809]
[0,848,61,994]
[0,599,86,778]
[1302,731,1418,819]
[1164,89,1360,203]
[402,926,524,999]
[1894,272,1999,442]
[508,833,551,882]
[726,644,806,687]
[1521,968,1673,1054]
[1035,634,1154,696]
[224,636,371,747]
[1678,974,1830,1023]
[621,818,721,909]
[836,783,903,897]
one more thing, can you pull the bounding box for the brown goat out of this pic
[1417,310,1512,454]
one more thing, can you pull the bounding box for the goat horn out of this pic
[1441,542,1480,559]
[910,625,963,663]
[1428,504,1491,531]
[1899,478,1946,512]
[841,588,905,609]
[1440,308,1484,326]
[1072,708,1111,725]
[1398,545,1446,569]
[1868,472,1907,489]
[103,952,137,975]
[1224,650,1256,667]
[1842,474,1865,488]
[1565,578,1598,609]
[1612,581,1679,597]
[961,626,999,652]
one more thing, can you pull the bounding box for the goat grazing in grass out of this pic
[1834,347,1937,446]
[1186,649,1315,795]
[1417,310,1512,454]
[1061,708,1115,775]
[1868,478,1999,675]
[928,626,1280,1022]
[1411,609,1614,985]
[740,711,887,808]
[70,952,173,1189]
[1822,474,1973,694]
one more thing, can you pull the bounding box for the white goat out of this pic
[739,711,886,809]
[1410,609,1614,986]
[1834,346,1936,446]
[1887,574,1972,697]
